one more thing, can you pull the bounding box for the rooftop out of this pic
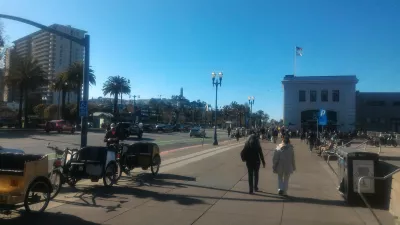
[13,24,87,44]
[282,75,358,83]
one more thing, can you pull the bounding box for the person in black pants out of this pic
[241,133,266,194]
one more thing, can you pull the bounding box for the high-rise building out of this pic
[180,87,183,97]
[4,24,86,104]
[2,48,17,103]
[0,68,3,102]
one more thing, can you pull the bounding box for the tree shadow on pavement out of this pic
[120,173,347,207]
[0,212,100,225]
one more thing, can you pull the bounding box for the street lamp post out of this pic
[133,95,140,123]
[211,72,223,146]
[248,96,255,129]
[157,95,162,122]
[41,96,47,105]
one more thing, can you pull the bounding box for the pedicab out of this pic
[113,142,161,179]
[0,146,52,213]
[47,144,119,199]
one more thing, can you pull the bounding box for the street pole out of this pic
[214,84,218,145]
[211,72,223,146]
[248,96,255,129]
[80,35,90,147]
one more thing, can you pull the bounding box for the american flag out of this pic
[296,46,303,56]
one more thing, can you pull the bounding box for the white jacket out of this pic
[272,143,296,174]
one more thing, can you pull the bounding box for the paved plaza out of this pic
[0,136,396,225]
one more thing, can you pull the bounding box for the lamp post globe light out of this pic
[248,96,255,129]
[211,72,223,146]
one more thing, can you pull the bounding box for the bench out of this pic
[0,153,43,176]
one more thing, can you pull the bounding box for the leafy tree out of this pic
[65,62,96,122]
[5,55,48,127]
[51,72,71,119]
[44,104,59,120]
[33,104,46,118]
[102,75,131,115]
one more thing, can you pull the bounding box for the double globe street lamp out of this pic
[248,96,255,129]
[211,72,223,146]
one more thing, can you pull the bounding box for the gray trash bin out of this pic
[337,147,379,206]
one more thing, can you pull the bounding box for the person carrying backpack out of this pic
[241,134,266,194]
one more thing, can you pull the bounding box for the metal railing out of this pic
[325,139,369,182]
[358,169,400,225]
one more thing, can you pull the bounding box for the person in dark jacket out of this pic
[242,133,266,194]
[104,123,119,146]
[307,131,316,152]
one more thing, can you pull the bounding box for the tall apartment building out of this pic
[2,48,16,102]
[4,24,86,104]
[0,68,3,102]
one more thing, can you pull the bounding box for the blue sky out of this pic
[1,0,400,120]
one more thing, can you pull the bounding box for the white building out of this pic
[4,24,86,104]
[282,75,358,132]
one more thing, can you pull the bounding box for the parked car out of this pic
[143,124,156,133]
[117,122,132,139]
[155,124,173,133]
[45,120,75,134]
[129,123,144,139]
[190,126,206,138]
[0,117,18,128]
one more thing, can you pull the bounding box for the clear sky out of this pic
[1,0,400,120]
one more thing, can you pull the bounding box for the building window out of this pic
[366,101,385,106]
[321,90,328,102]
[332,90,339,102]
[299,90,306,102]
[310,90,317,102]
[393,101,400,106]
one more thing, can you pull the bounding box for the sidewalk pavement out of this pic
[1,139,395,225]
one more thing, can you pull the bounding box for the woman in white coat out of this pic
[272,135,296,196]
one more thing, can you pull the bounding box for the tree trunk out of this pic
[18,85,23,128]
[61,89,66,119]
[113,93,118,115]
[23,90,29,129]
[76,86,81,125]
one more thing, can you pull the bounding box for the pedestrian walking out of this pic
[272,136,296,196]
[307,131,316,152]
[240,133,266,194]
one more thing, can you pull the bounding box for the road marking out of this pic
[160,144,207,155]
[160,142,243,172]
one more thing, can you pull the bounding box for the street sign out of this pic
[79,100,88,117]
[318,109,327,126]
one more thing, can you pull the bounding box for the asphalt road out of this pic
[0,129,231,155]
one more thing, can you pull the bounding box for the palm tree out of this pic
[51,72,71,119]
[5,55,48,128]
[65,62,96,122]
[102,75,131,115]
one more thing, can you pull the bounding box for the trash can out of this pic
[337,147,379,206]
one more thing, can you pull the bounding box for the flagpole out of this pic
[294,46,296,76]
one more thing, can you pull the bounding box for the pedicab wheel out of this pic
[115,161,123,181]
[103,162,118,187]
[151,155,161,176]
[24,180,51,213]
[48,170,62,199]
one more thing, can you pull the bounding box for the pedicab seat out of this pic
[125,142,154,156]
[0,153,43,176]
[72,146,117,165]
